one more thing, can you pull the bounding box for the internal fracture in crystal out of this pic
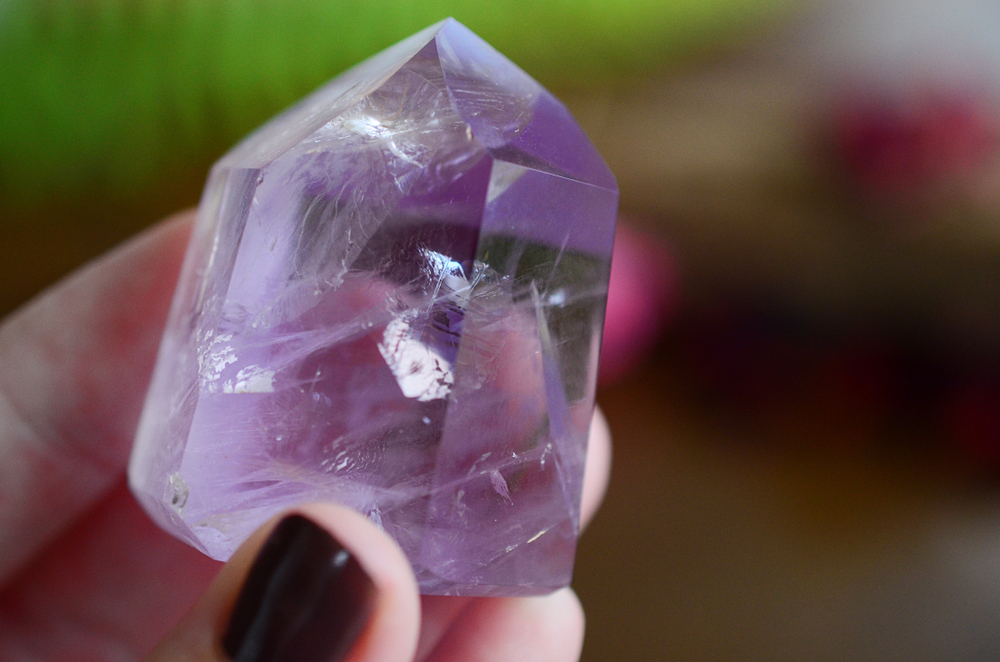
[129,18,618,596]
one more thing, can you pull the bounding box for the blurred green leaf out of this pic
[0,0,790,199]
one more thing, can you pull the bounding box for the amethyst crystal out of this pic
[129,19,617,596]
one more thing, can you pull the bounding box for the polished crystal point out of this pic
[129,18,617,596]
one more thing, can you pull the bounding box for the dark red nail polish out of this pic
[223,514,376,662]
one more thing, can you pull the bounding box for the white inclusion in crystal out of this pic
[490,469,513,505]
[198,333,237,392]
[421,248,458,274]
[421,248,469,302]
[526,527,552,544]
[222,365,276,394]
[540,442,553,469]
[466,451,493,478]
[344,115,388,139]
[378,314,454,401]
[344,115,422,166]
[167,472,189,514]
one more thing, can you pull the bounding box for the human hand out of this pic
[0,210,612,662]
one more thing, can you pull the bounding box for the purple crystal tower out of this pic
[129,19,617,596]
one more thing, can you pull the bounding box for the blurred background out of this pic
[4,0,1000,659]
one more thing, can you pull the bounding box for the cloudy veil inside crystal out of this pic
[129,18,617,596]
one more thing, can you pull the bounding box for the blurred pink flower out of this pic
[599,221,679,385]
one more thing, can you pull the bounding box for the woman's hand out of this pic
[0,211,612,662]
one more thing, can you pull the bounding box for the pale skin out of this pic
[0,210,613,662]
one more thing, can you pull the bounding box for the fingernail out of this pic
[223,514,376,662]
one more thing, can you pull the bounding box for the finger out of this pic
[0,392,610,662]
[414,596,473,662]
[146,503,420,662]
[414,407,611,661]
[0,482,221,660]
[0,210,194,582]
[0,414,607,661]
[580,407,612,528]
[428,588,584,662]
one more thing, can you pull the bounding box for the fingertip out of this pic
[428,588,585,662]
[145,504,419,662]
[294,504,421,662]
[548,587,586,657]
[581,408,612,530]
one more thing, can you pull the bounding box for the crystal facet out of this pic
[129,19,618,596]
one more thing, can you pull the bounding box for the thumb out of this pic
[145,503,421,662]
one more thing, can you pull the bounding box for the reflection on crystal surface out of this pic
[129,19,617,596]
